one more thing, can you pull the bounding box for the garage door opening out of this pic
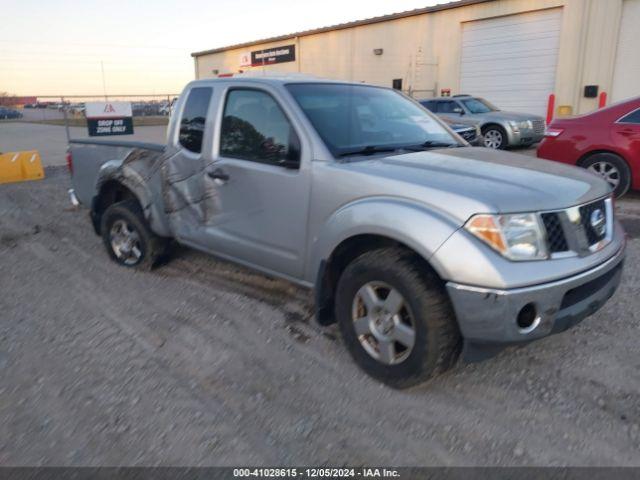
[460,8,562,116]
[612,0,640,103]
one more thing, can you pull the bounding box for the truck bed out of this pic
[69,138,165,207]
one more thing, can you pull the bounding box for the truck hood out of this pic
[343,147,610,222]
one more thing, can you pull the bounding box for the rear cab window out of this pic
[179,87,213,153]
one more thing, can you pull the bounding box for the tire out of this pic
[581,153,631,198]
[482,125,508,149]
[335,248,461,388]
[100,199,168,270]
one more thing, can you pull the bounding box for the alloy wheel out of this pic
[587,161,620,189]
[483,129,503,149]
[351,281,416,365]
[109,219,143,266]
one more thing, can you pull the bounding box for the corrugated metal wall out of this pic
[194,0,633,115]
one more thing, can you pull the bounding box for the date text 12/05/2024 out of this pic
[232,468,400,478]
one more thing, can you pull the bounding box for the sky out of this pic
[1,0,440,97]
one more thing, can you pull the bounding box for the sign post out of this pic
[61,96,71,142]
[85,101,134,136]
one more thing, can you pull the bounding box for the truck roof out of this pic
[186,74,365,87]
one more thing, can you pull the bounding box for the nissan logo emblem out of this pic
[590,209,606,237]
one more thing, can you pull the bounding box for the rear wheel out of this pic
[482,125,507,149]
[101,199,168,270]
[335,248,461,388]
[582,153,631,197]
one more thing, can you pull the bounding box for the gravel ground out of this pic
[0,168,639,466]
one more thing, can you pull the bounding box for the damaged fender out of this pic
[95,148,222,240]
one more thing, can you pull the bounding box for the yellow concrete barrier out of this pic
[0,150,45,185]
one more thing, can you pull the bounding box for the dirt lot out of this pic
[1,167,639,466]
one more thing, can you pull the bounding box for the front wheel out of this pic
[582,153,631,197]
[100,199,168,270]
[335,248,461,388]
[482,126,507,149]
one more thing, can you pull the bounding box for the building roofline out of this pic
[191,0,495,57]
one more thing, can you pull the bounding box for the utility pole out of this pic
[100,61,108,101]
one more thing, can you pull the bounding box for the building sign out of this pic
[87,117,134,136]
[85,102,134,136]
[251,45,296,66]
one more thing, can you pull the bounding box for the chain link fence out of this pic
[18,94,178,126]
[0,94,179,166]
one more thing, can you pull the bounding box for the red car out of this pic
[537,96,640,197]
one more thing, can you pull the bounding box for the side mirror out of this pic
[453,107,464,115]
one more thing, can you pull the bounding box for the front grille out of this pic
[539,198,610,257]
[541,212,569,253]
[532,119,545,134]
[579,199,607,245]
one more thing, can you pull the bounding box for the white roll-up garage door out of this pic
[612,0,640,102]
[460,8,562,116]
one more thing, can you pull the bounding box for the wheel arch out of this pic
[481,122,506,133]
[309,198,460,326]
[576,149,629,168]
[577,150,634,195]
[315,234,447,326]
[91,180,141,235]
[91,163,172,238]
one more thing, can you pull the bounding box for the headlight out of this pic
[509,120,531,131]
[465,213,548,261]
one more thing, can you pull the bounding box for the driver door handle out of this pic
[207,168,230,183]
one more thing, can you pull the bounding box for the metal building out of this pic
[192,0,640,116]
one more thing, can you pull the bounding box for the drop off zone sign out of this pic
[85,102,134,136]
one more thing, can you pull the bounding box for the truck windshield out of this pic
[461,97,499,114]
[286,83,460,157]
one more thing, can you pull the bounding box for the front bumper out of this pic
[506,127,544,146]
[446,239,626,351]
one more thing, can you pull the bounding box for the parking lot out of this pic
[1,152,639,465]
[0,122,167,167]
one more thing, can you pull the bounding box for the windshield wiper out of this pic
[338,145,400,157]
[402,140,461,151]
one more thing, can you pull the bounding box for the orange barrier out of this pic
[0,150,45,185]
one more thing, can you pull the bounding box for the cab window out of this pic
[421,100,437,112]
[437,101,461,114]
[178,87,212,153]
[220,89,300,168]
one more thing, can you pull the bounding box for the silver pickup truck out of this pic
[68,76,626,388]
